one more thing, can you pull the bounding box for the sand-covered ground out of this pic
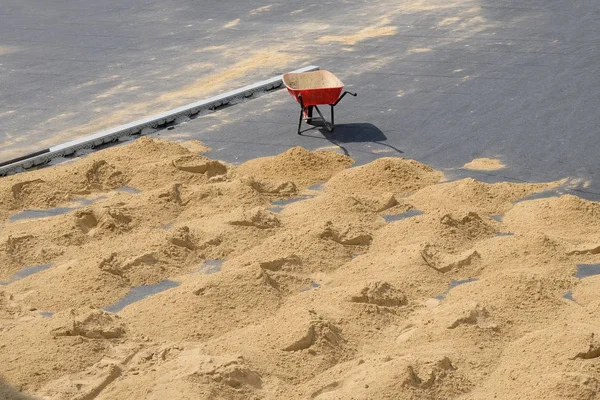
[1,137,600,399]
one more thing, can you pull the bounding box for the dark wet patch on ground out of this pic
[0,263,53,285]
[103,280,180,313]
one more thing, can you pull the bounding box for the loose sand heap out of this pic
[461,158,505,171]
[1,137,599,400]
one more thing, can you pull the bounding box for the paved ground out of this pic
[0,0,314,158]
[2,0,600,198]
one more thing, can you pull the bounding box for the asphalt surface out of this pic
[2,0,600,198]
[0,0,315,158]
[0,1,598,395]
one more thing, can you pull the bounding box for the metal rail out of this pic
[0,65,320,176]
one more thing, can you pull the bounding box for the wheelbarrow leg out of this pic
[314,105,333,132]
[307,106,313,125]
[297,94,304,135]
[330,105,335,127]
[297,107,304,135]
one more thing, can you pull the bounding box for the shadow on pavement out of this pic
[301,123,403,157]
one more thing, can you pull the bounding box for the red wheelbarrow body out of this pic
[283,70,344,106]
[282,70,356,134]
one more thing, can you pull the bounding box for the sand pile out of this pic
[236,146,353,187]
[410,177,561,215]
[1,138,600,400]
[466,322,600,399]
[503,194,600,243]
[0,137,229,222]
[461,157,505,171]
[121,266,284,342]
[326,157,443,196]
[0,305,124,392]
[178,140,212,154]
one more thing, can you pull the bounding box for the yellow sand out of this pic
[462,158,506,171]
[317,17,397,46]
[1,138,598,400]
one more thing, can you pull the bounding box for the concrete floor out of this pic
[2,0,600,198]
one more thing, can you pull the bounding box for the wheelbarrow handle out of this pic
[333,91,357,106]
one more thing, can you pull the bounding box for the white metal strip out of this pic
[0,65,319,175]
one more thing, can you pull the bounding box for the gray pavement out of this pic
[2,0,600,198]
[0,0,324,158]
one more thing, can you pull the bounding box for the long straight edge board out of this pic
[0,65,319,175]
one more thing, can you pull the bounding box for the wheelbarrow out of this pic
[282,70,356,135]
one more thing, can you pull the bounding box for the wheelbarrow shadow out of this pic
[300,123,403,157]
